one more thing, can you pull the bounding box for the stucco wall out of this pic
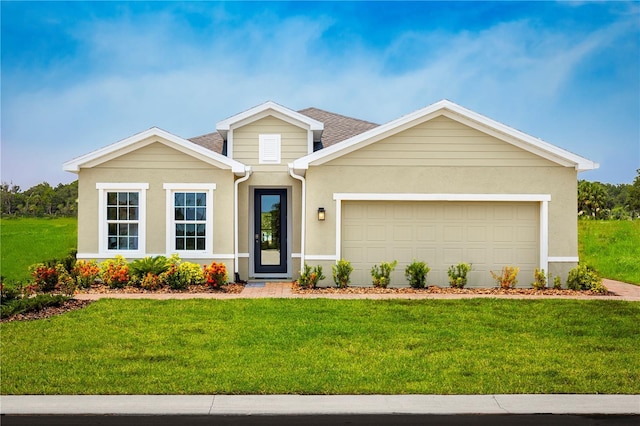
[76,141,236,271]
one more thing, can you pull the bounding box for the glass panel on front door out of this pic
[254,189,287,274]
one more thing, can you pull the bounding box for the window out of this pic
[106,191,139,250]
[164,184,215,256]
[259,134,281,164]
[174,192,207,250]
[97,183,148,255]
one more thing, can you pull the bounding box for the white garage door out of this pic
[342,201,539,288]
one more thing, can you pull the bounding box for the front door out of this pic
[254,189,287,274]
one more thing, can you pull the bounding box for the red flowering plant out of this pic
[29,263,59,292]
[203,261,227,289]
[73,260,101,288]
[100,255,130,288]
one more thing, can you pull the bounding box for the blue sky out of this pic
[2,1,639,188]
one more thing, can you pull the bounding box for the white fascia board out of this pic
[63,127,248,176]
[294,99,598,171]
[216,101,323,134]
[333,193,551,202]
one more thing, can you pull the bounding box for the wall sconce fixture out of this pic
[317,207,326,221]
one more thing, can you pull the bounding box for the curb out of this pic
[2,395,639,416]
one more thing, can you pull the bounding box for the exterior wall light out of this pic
[317,207,325,221]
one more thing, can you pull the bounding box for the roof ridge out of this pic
[298,107,379,126]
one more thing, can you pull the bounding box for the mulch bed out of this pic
[1,299,94,323]
[293,284,613,296]
[78,283,246,294]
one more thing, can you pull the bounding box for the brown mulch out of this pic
[78,283,245,294]
[293,283,613,296]
[1,299,94,323]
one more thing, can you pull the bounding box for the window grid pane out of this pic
[173,191,207,251]
[106,191,140,250]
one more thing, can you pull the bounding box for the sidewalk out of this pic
[74,279,640,301]
[2,394,639,415]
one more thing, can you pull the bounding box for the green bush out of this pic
[404,260,430,289]
[371,260,398,288]
[297,263,325,289]
[448,263,471,288]
[332,259,353,288]
[532,268,547,290]
[128,256,169,282]
[1,294,70,319]
[567,264,606,293]
[553,275,562,289]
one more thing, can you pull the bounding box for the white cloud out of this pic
[2,4,638,187]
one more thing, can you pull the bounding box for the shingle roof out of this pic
[297,107,379,148]
[187,107,378,154]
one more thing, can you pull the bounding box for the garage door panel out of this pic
[342,201,539,288]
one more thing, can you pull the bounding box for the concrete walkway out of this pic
[2,394,639,415]
[74,279,640,301]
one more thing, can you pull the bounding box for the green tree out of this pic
[629,169,640,218]
[578,180,609,219]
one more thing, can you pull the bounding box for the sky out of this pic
[2,1,639,189]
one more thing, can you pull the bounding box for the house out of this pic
[63,100,598,287]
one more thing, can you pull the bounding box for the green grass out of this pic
[0,217,77,282]
[578,220,640,285]
[1,299,638,395]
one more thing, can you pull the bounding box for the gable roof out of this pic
[63,127,247,175]
[216,101,324,142]
[292,99,599,172]
[188,106,378,153]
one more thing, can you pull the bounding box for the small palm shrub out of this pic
[405,260,430,289]
[491,266,520,289]
[371,260,398,288]
[129,256,169,283]
[566,264,606,293]
[100,255,130,288]
[203,261,228,288]
[332,259,353,288]
[298,263,325,289]
[532,268,547,290]
[448,263,471,288]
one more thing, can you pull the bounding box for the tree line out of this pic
[578,169,640,220]
[1,181,78,217]
[1,170,639,219]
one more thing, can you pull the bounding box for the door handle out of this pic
[255,233,259,243]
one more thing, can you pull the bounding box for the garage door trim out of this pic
[333,193,551,274]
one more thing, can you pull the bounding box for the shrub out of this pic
[100,256,130,288]
[532,268,547,290]
[179,262,205,286]
[129,256,169,282]
[29,263,59,292]
[203,261,228,288]
[332,259,353,288]
[405,260,430,289]
[553,275,562,290]
[298,263,325,289]
[55,264,76,295]
[73,260,100,288]
[566,264,606,293]
[491,266,520,289]
[1,294,70,319]
[371,260,398,288]
[140,272,163,290]
[448,263,471,288]
[160,255,204,290]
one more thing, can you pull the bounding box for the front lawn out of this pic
[1,299,638,395]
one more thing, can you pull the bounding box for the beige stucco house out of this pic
[63,100,598,287]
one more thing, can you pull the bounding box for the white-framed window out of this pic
[163,184,216,257]
[97,183,148,256]
[259,134,281,164]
